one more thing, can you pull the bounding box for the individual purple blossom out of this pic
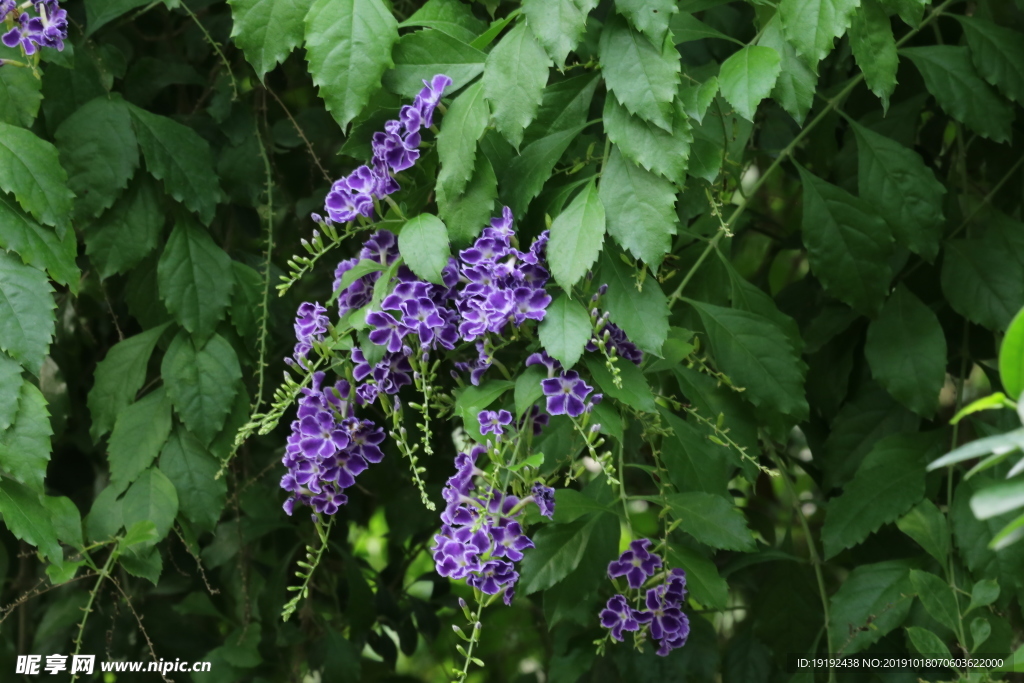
[366,310,409,353]
[530,483,556,519]
[600,595,641,642]
[642,587,690,650]
[479,409,512,437]
[541,371,593,417]
[467,559,518,595]
[414,74,453,128]
[489,519,534,561]
[401,297,445,344]
[511,287,551,325]
[525,350,560,375]
[608,539,663,589]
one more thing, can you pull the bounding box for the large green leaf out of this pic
[524,73,599,145]
[522,0,594,68]
[87,322,170,443]
[662,492,756,551]
[599,13,680,132]
[718,45,781,122]
[501,123,586,218]
[54,96,139,219]
[822,431,945,559]
[909,570,962,634]
[615,0,674,45]
[957,16,1024,104]
[0,248,56,374]
[228,0,313,79]
[157,218,235,343]
[596,250,669,355]
[159,426,227,532]
[0,382,52,494]
[398,214,451,284]
[548,179,606,290]
[0,46,42,128]
[0,121,74,231]
[849,0,898,110]
[305,0,399,131]
[539,293,592,369]
[437,151,497,245]
[941,238,1023,332]
[796,164,893,315]
[897,499,949,564]
[586,357,656,413]
[482,23,551,149]
[865,286,947,417]
[0,194,78,289]
[828,560,914,654]
[599,147,678,268]
[121,468,179,546]
[84,0,153,34]
[689,301,808,420]
[0,352,19,431]
[0,478,62,563]
[852,121,945,261]
[666,545,729,610]
[436,81,489,198]
[383,29,486,97]
[603,96,690,186]
[518,512,618,594]
[107,388,174,494]
[162,332,242,446]
[758,15,816,124]
[84,174,164,279]
[129,105,223,224]
[660,409,731,498]
[779,0,859,65]
[1000,307,1024,401]
[901,46,1014,144]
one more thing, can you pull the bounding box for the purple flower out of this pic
[541,371,593,417]
[324,166,378,223]
[432,525,490,579]
[479,409,512,437]
[520,405,549,436]
[294,302,329,342]
[366,310,409,353]
[531,483,555,519]
[400,297,445,343]
[489,519,535,561]
[600,595,641,642]
[413,74,453,128]
[359,229,399,265]
[2,0,66,55]
[467,559,518,595]
[511,287,551,324]
[642,587,689,647]
[525,350,560,375]
[607,539,663,589]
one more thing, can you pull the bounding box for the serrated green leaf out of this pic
[614,0,674,45]
[399,214,451,284]
[161,332,242,446]
[482,23,550,149]
[865,286,947,417]
[0,193,78,289]
[0,46,42,128]
[660,409,731,498]
[522,0,592,69]
[524,72,599,145]
[667,545,729,610]
[539,293,592,369]
[0,248,56,373]
[514,365,546,417]
[129,105,222,223]
[228,261,264,340]
[84,485,123,543]
[796,163,893,315]
[84,0,153,34]
[552,489,613,524]
[828,560,914,654]
[779,0,859,65]
[120,520,158,548]
[670,12,739,45]
[383,29,485,97]
[548,179,605,290]
[84,174,164,279]
[586,357,655,413]
[121,468,179,546]
[600,14,680,132]
[400,0,486,43]
[438,150,497,245]
[519,512,617,594]
[941,238,1023,332]
[599,148,677,269]
[0,121,74,231]
[0,478,61,563]
[501,123,586,218]
[44,495,83,549]
[596,250,669,354]
[896,499,948,564]
[603,96,690,186]
[1000,307,1024,401]
[679,73,720,124]
[436,81,489,198]
[157,218,235,343]
[909,569,961,633]
[662,491,756,551]
[757,16,816,124]
[305,0,398,131]
[228,0,313,79]
[107,388,173,494]
[849,0,898,110]
[718,45,781,122]
[902,46,1014,144]
[905,626,951,657]
[823,431,945,559]
[0,352,19,431]
[957,16,1024,105]
[0,382,51,494]
[159,425,227,532]
[880,0,924,27]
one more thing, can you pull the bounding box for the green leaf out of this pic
[0,382,51,494]
[54,96,138,219]
[779,0,859,65]
[852,121,945,261]
[0,121,73,231]
[159,426,227,532]
[660,409,731,498]
[757,15,816,124]
[600,148,678,269]
[548,179,606,290]
[507,451,545,472]
[514,365,546,417]
[162,332,242,446]
[679,73,719,125]
[0,193,78,289]
[44,495,83,549]
[822,431,944,559]
[970,617,992,650]
[957,16,1024,104]
[689,301,808,419]
[121,468,179,546]
[522,0,592,68]
[482,23,551,148]
[849,0,898,110]
[670,12,740,44]
[84,174,164,279]
[941,238,1023,332]
[436,81,489,198]
[596,251,668,355]
[909,569,961,633]
[718,45,781,122]
[229,262,264,339]
[539,293,592,369]
[615,0,674,45]
[0,478,61,563]
[600,13,680,132]
[454,379,514,423]
[552,489,612,524]
[796,163,893,315]
[1000,308,1024,401]
[828,560,914,654]
[603,96,690,186]
[228,0,313,80]
[85,0,153,34]
[87,323,170,443]
[905,626,951,657]
[0,352,19,431]
[524,72,599,144]
[400,0,486,43]
[501,123,586,218]
[305,0,398,131]
[896,499,949,564]
[586,357,656,413]
[519,512,618,594]
[0,248,56,373]
[970,479,1024,520]
[129,105,222,223]
[398,214,452,285]
[107,388,173,494]
[880,0,925,28]
[0,46,42,128]
[157,218,235,343]
[666,545,728,610]
[865,286,947,417]
[383,29,486,97]
[662,491,756,551]
[928,428,1024,471]
[724,261,802,353]
[967,578,1000,614]
[438,150,497,245]
[84,485,124,543]
[901,46,1014,144]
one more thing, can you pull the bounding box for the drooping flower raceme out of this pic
[1,0,67,57]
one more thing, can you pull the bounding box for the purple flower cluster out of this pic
[324,75,452,224]
[432,446,555,605]
[1,0,67,56]
[288,302,330,368]
[600,540,690,656]
[280,372,386,517]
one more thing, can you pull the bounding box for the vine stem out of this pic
[455,597,486,682]
[71,548,118,682]
[179,1,238,100]
[252,118,274,415]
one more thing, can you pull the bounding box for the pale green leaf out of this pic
[599,13,680,132]
[228,0,313,79]
[84,174,164,279]
[514,365,546,417]
[522,0,591,68]
[0,193,78,289]
[779,0,859,65]
[524,73,599,145]
[0,352,19,431]
[0,248,56,373]
[679,73,720,124]
[614,0,675,46]
[539,293,592,369]
[1000,307,1024,401]
[398,214,451,284]
[44,495,83,549]
[161,332,242,446]
[718,45,781,122]
[849,0,898,110]
[436,81,489,199]
[482,23,551,149]
[757,15,816,124]
[159,426,227,532]
[957,16,1024,104]
[121,468,179,546]
[596,250,669,354]
[603,96,690,185]
[663,491,756,551]
[0,382,51,494]
[970,479,1024,520]
[548,179,606,290]
[967,578,1000,613]
[83,485,123,543]
[383,29,485,97]
[0,478,62,563]
[0,121,74,231]
[400,0,486,43]
[107,388,173,494]
[670,12,740,44]
[586,357,656,413]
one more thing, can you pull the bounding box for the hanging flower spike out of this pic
[530,483,556,519]
[541,371,594,417]
[607,539,663,589]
